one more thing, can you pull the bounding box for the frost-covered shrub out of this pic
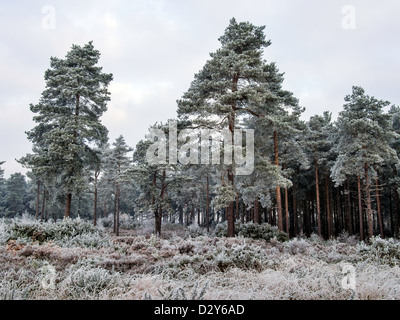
[60,261,120,299]
[358,237,400,265]
[0,219,10,245]
[286,238,312,255]
[185,224,207,238]
[119,214,141,230]
[214,222,288,242]
[4,217,110,249]
[211,243,268,272]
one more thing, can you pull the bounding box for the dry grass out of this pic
[0,217,400,300]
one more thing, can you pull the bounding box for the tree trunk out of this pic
[65,193,72,218]
[346,179,353,236]
[41,188,46,222]
[179,205,183,226]
[274,130,283,231]
[315,158,322,238]
[227,169,235,237]
[254,200,259,224]
[293,183,298,236]
[357,175,365,241]
[35,181,40,221]
[206,174,210,232]
[116,184,120,236]
[93,171,99,227]
[155,206,162,236]
[113,188,117,233]
[375,176,384,238]
[285,187,290,235]
[364,163,373,239]
[325,175,332,239]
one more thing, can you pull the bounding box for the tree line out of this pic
[2,18,399,240]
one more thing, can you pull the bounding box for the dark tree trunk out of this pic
[346,179,353,236]
[254,200,259,224]
[364,163,373,239]
[375,175,384,238]
[274,130,283,231]
[206,174,210,232]
[93,171,99,227]
[315,158,322,237]
[358,175,364,241]
[325,175,332,239]
[65,193,72,218]
[41,188,46,222]
[293,183,298,236]
[35,181,41,221]
[227,169,235,237]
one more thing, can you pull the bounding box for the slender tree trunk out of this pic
[41,188,46,222]
[93,171,99,227]
[364,163,373,239]
[325,175,332,239]
[206,174,210,232]
[35,181,40,221]
[113,187,117,233]
[358,175,364,241]
[274,130,283,231]
[315,158,322,237]
[285,187,290,235]
[227,169,235,237]
[293,183,298,236]
[346,179,353,236]
[116,184,120,236]
[155,206,162,236]
[65,193,72,218]
[179,205,184,226]
[375,175,384,238]
[254,200,259,224]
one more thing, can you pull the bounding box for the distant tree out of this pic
[4,173,27,217]
[102,136,133,236]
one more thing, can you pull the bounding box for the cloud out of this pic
[0,0,399,177]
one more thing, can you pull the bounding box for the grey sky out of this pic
[1,0,399,177]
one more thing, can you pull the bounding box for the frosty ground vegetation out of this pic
[0,216,399,300]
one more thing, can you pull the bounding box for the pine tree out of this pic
[5,173,27,217]
[331,86,399,239]
[112,136,133,236]
[178,18,288,236]
[25,42,112,218]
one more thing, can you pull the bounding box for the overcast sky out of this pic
[1,0,399,178]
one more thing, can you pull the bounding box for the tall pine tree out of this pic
[25,42,113,218]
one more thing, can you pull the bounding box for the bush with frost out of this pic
[59,260,120,299]
[214,221,288,242]
[3,217,110,249]
[358,237,400,266]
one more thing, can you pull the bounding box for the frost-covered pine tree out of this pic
[178,18,282,236]
[331,86,399,239]
[388,105,400,236]
[25,42,113,218]
[110,136,133,236]
[4,173,27,217]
